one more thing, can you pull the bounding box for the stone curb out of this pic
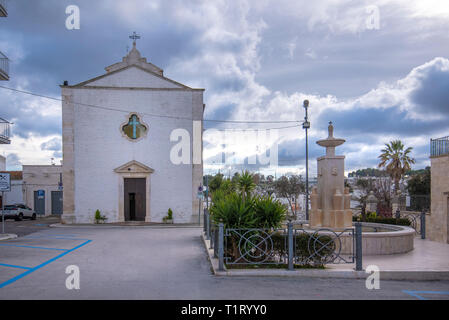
[201,233,449,281]
[50,223,202,229]
[0,234,18,241]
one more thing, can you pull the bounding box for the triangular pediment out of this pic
[72,65,190,89]
[114,160,154,174]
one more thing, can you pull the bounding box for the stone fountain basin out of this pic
[316,138,345,147]
[291,222,415,256]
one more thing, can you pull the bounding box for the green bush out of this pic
[211,192,287,230]
[366,211,377,219]
[352,215,411,226]
[253,196,287,229]
[94,209,107,224]
[210,193,256,229]
[167,208,173,220]
[163,208,174,223]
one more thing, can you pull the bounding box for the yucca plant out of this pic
[237,170,256,202]
[210,192,257,229]
[254,196,287,229]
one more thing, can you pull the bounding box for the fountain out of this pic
[301,122,415,255]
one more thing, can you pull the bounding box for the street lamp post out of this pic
[302,100,310,221]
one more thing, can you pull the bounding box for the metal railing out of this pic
[430,136,449,157]
[0,51,9,80]
[395,209,426,238]
[204,208,362,271]
[0,118,11,144]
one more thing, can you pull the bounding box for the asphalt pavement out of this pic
[0,225,447,300]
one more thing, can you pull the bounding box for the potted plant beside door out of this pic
[162,208,174,224]
[94,209,107,224]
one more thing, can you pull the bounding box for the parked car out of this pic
[2,204,36,221]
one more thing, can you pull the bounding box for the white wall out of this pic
[0,155,5,171]
[70,68,203,223]
[23,165,62,216]
[4,180,24,205]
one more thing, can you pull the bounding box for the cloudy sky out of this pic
[0,0,448,176]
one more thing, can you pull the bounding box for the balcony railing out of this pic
[0,51,8,80]
[0,118,11,144]
[430,136,449,157]
[0,0,7,17]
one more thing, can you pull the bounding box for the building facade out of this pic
[22,165,63,216]
[61,42,204,224]
[428,136,449,243]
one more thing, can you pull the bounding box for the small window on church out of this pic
[122,114,147,140]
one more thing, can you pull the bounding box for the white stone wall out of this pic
[429,155,449,243]
[4,180,24,205]
[0,155,5,171]
[67,68,203,224]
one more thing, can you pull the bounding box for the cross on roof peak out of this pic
[129,32,141,45]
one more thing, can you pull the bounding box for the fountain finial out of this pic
[328,121,334,138]
[316,121,346,157]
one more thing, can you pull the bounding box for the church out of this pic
[61,36,205,224]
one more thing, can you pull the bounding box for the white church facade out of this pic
[61,41,204,224]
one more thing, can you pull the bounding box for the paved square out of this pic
[0,226,448,299]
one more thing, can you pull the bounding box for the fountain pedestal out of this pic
[310,122,352,229]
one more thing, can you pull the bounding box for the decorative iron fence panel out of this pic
[224,228,287,265]
[293,228,355,265]
[223,227,355,267]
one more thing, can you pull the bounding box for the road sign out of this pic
[0,173,11,192]
[37,189,45,199]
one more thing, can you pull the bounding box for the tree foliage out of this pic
[407,166,430,195]
[378,140,415,192]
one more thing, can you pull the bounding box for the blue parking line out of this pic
[0,239,92,289]
[403,290,449,300]
[22,236,91,241]
[0,263,32,270]
[0,244,68,251]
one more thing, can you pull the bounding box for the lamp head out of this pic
[303,100,309,108]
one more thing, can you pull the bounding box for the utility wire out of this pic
[0,86,302,128]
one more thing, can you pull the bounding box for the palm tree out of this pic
[237,170,256,201]
[378,140,415,192]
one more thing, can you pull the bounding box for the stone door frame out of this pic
[114,160,154,223]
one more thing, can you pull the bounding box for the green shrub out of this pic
[210,193,256,229]
[352,215,411,226]
[167,208,173,220]
[211,192,288,230]
[253,196,287,229]
[94,209,107,224]
[163,208,174,223]
[366,211,377,219]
